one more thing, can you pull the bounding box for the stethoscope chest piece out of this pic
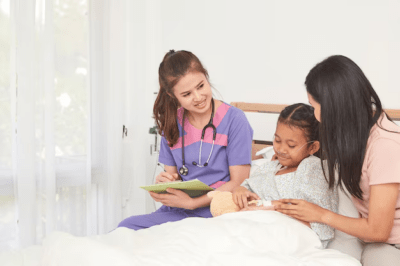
[179,165,189,176]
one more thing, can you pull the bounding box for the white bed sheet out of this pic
[1,211,361,266]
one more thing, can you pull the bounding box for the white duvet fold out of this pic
[1,211,361,266]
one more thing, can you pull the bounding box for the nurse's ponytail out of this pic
[153,85,180,147]
[153,50,209,147]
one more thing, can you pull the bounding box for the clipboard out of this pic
[140,179,214,198]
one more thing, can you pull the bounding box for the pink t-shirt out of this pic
[352,114,400,244]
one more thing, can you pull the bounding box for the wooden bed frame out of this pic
[230,102,400,160]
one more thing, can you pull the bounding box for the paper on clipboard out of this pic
[140,179,214,198]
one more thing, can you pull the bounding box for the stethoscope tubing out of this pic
[198,139,215,167]
[180,99,216,175]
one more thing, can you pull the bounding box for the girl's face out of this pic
[307,93,321,122]
[273,122,318,169]
[172,71,213,117]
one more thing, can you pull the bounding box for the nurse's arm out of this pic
[216,165,251,192]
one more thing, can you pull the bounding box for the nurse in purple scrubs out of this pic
[118,50,254,230]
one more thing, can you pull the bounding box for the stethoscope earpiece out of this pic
[191,161,208,167]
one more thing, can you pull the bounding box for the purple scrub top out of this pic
[158,102,253,186]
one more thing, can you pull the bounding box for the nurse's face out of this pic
[307,93,321,122]
[172,71,213,117]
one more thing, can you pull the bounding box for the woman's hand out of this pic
[149,188,194,209]
[232,186,260,209]
[155,172,181,183]
[274,199,326,223]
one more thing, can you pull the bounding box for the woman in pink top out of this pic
[276,55,400,266]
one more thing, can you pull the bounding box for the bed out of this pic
[1,102,399,266]
[232,102,400,263]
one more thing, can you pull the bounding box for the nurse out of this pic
[118,50,253,230]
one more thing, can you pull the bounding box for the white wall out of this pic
[158,0,400,108]
[124,0,400,216]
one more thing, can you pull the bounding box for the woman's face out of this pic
[172,71,213,116]
[307,93,321,122]
[273,122,316,169]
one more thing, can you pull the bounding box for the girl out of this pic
[276,55,400,265]
[118,50,253,230]
[232,103,338,248]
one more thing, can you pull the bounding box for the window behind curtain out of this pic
[52,0,89,236]
[0,0,16,251]
[34,0,90,239]
[0,0,90,251]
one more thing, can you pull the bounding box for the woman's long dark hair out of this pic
[153,50,209,147]
[278,103,321,158]
[305,55,384,199]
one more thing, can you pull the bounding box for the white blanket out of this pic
[1,211,361,266]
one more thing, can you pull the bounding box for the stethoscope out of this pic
[179,98,216,176]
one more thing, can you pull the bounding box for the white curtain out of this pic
[0,0,128,251]
[89,0,126,234]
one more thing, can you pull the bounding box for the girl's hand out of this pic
[155,172,180,183]
[271,153,278,161]
[274,199,326,223]
[149,188,194,209]
[232,186,261,209]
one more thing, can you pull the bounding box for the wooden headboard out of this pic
[231,102,400,160]
[230,102,287,160]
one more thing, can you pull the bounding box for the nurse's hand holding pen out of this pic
[150,171,194,209]
[155,172,181,183]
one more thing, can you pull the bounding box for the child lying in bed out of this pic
[232,103,338,248]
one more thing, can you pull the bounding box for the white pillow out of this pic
[327,181,363,261]
[251,146,274,176]
[255,146,275,160]
[250,158,269,176]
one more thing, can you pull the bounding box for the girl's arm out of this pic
[276,183,399,242]
[240,203,311,228]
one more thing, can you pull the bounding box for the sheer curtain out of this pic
[0,0,127,251]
